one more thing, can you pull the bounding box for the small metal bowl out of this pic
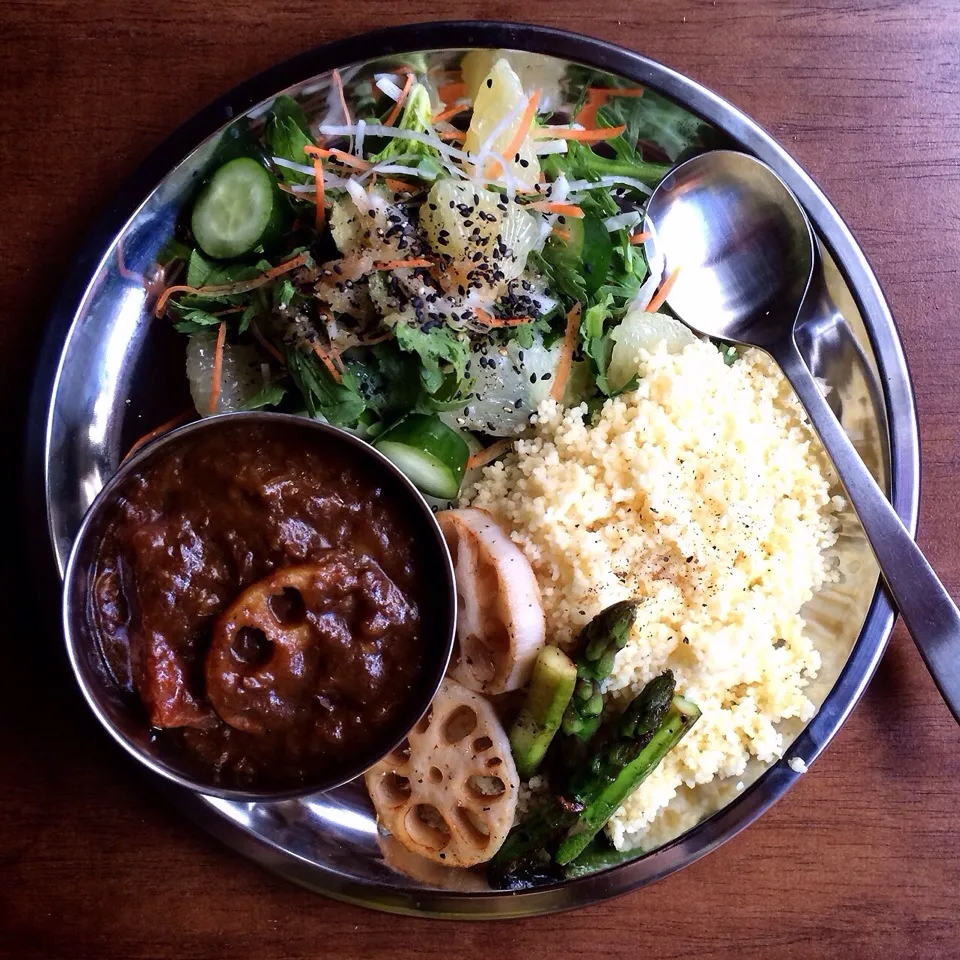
[61,411,457,801]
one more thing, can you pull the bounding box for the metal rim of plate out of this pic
[23,21,920,918]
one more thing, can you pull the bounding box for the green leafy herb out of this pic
[371,84,443,178]
[186,248,215,287]
[241,382,287,410]
[238,304,258,334]
[342,342,421,419]
[598,89,716,163]
[395,322,470,395]
[542,139,670,192]
[265,95,314,184]
[171,307,223,335]
[273,278,296,309]
[285,346,366,426]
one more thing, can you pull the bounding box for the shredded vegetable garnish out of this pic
[372,258,433,270]
[646,266,681,313]
[122,411,192,463]
[384,73,415,126]
[312,154,326,228]
[528,201,584,218]
[313,342,342,382]
[536,124,627,142]
[629,230,652,244]
[466,437,515,470]
[155,252,310,317]
[469,308,532,328]
[603,211,642,232]
[208,321,227,414]
[332,68,351,126]
[551,303,582,402]
[575,86,644,127]
[485,90,540,179]
[306,145,371,171]
[437,81,466,105]
[432,103,469,124]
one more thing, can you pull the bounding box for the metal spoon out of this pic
[644,149,960,722]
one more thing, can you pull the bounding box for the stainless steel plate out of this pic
[24,22,919,918]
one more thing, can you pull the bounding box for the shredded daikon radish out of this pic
[534,139,568,156]
[272,156,316,177]
[603,210,643,232]
[629,217,665,312]
[320,123,473,164]
[345,178,372,213]
[375,75,404,101]
[355,118,367,158]
[565,175,654,196]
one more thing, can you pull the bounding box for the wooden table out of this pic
[3,2,958,957]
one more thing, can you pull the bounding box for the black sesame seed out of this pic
[486,78,493,88]
[530,373,537,384]
[541,372,552,380]
[514,398,523,409]
[519,158,529,168]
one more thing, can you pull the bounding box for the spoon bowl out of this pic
[644,150,815,347]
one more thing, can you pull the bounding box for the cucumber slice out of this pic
[509,645,578,779]
[192,157,278,259]
[374,414,470,500]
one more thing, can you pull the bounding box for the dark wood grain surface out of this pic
[3,2,959,958]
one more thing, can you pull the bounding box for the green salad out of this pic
[153,51,718,501]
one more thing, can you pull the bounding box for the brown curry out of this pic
[90,422,428,788]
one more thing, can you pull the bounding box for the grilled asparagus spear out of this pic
[555,685,701,865]
[561,600,640,742]
[489,671,700,888]
[509,646,578,778]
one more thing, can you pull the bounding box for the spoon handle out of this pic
[771,336,960,723]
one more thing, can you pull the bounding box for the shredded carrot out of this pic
[629,230,651,244]
[471,307,531,328]
[383,176,419,193]
[312,156,325,229]
[373,258,433,270]
[332,68,351,126]
[154,252,310,318]
[528,201,585,218]
[207,321,227,415]
[122,411,192,463]
[384,73,414,126]
[313,342,342,383]
[551,303,582,402]
[552,227,572,242]
[438,129,466,141]
[437,81,466,104]
[535,123,626,142]
[486,90,540,179]
[466,437,516,471]
[432,102,468,124]
[575,86,644,128]
[646,266,681,313]
[249,322,286,365]
[305,145,371,171]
